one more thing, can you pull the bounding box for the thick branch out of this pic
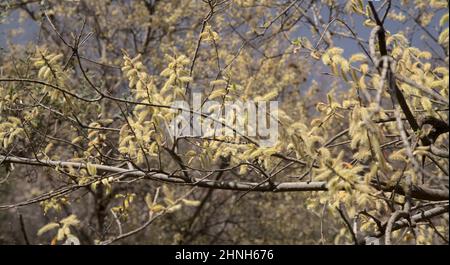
[1,155,448,201]
[391,205,449,231]
[368,2,421,135]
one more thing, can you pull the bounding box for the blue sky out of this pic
[1,0,447,95]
